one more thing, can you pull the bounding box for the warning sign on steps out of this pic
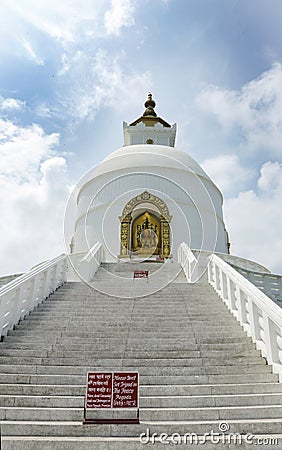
[84,371,139,424]
[112,372,138,408]
[86,372,113,409]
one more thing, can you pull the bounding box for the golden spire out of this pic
[143,93,157,117]
[129,92,171,129]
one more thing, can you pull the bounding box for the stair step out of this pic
[2,436,282,450]
[2,419,282,437]
[5,335,253,344]
[1,405,282,422]
[0,373,277,385]
[0,350,263,360]
[1,393,282,408]
[0,363,270,376]
[1,382,281,397]
[0,355,272,370]
[141,393,282,407]
[139,405,282,421]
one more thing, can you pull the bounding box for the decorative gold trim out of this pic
[118,214,132,258]
[121,191,172,221]
[160,216,171,258]
[119,192,172,259]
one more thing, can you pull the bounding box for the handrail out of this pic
[232,266,282,305]
[67,243,104,282]
[0,254,67,338]
[192,249,270,274]
[208,253,282,381]
[178,242,198,282]
[81,242,102,263]
[0,273,23,289]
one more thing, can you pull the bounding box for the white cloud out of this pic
[196,66,282,273]
[2,0,103,43]
[257,160,282,192]
[22,38,44,66]
[0,97,26,111]
[0,1,149,124]
[197,63,282,157]
[2,0,134,47]
[0,120,59,180]
[0,119,71,275]
[58,48,152,122]
[104,0,135,36]
[225,161,282,274]
[35,103,52,119]
[201,154,253,196]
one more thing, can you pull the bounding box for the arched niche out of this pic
[118,191,172,259]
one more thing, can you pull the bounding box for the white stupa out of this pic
[71,94,230,262]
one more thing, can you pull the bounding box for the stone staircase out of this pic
[0,262,282,449]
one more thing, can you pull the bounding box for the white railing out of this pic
[234,267,282,305]
[192,249,270,274]
[67,243,104,282]
[0,273,23,289]
[208,253,282,380]
[178,242,198,282]
[0,254,67,338]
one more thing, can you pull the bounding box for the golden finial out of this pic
[143,93,157,117]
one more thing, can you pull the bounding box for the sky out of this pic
[1,0,282,275]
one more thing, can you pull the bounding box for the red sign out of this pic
[86,372,112,409]
[85,372,139,409]
[133,270,149,279]
[113,372,138,408]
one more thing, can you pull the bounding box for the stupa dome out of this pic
[71,94,229,261]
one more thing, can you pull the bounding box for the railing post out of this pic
[229,279,238,316]
[178,243,198,283]
[207,259,212,284]
[219,270,228,301]
[262,313,272,362]
[215,265,221,292]
[248,299,260,342]
[12,286,24,330]
[225,276,232,310]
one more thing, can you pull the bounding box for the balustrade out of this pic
[208,254,282,380]
[0,255,67,338]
